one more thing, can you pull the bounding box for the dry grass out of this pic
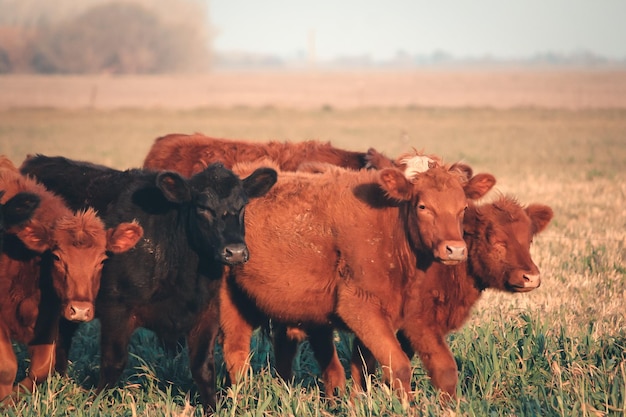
[1,68,626,110]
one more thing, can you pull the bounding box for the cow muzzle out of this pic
[64,301,95,322]
[509,272,541,292]
[435,240,467,265]
[221,243,250,265]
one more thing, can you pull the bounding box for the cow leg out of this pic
[336,297,412,395]
[219,278,254,384]
[397,330,415,358]
[272,323,301,382]
[98,307,135,391]
[352,325,411,395]
[0,328,17,401]
[55,319,79,375]
[405,328,457,398]
[188,297,220,413]
[350,330,415,391]
[350,337,379,391]
[307,326,346,396]
[14,344,55,394]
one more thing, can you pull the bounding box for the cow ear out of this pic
[0,156,18,171]
[450,162,473,181]
[156,171,192,203]
[379,168,413,201]
[16,220,51,253]
[243,167,278,199]
[3,192,41,228]
[526,204,554,235]
[464,173,496,200]
[106,221,144,254]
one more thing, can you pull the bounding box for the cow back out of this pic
[143,133,368,176]
[20,154,141,214]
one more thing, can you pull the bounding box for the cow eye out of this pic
[418,204,426,210]
[51,253,60,261]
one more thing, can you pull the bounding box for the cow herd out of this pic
[0,133,553,413]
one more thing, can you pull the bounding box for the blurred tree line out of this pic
[0,0,213,73]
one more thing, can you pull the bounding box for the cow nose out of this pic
[445,244,467,262]
[67,303,93,322]
[222,243,250,265]
[522,273,541,288]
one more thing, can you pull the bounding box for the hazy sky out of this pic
[210,0,626,61]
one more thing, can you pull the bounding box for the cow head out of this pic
[156,163,277,266]
[16,209,143,322]
[464,196,553,292]
[378,155,495,265]
[0,190,41,255]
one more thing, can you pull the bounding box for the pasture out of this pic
[0,71,625,416]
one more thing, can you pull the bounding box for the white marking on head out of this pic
[400,155,434,180]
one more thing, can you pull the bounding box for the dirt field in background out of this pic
[1,69,626,110]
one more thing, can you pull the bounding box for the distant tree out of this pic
[0,27,38,73]
[29,1,210,74]
[0,0,103,27]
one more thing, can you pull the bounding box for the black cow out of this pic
[0,190,41,254]
[20,155,277,412]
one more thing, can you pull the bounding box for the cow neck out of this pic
[30,252,62,345]
[428,261,481,332]
[197,255,225,281]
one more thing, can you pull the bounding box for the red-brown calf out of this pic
[217,155,495,398]
[0,159,143,402]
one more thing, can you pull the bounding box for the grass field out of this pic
[0,71,625,416]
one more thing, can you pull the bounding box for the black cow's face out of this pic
[157,164,277,265]
[195,186,249,265]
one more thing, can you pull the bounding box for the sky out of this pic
[210,0,626,61]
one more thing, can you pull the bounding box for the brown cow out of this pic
[142,133,369,175]
[350,195,554,396]
[0,159,143,402]
[275,195,554,399]
[217,154,495,399]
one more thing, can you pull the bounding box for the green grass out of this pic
[9,317,626,416]
[1,106,626,415]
